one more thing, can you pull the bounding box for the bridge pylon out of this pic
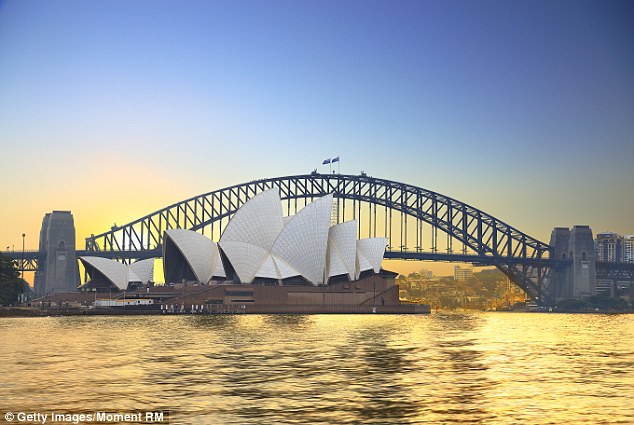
[33,211,80,296]
[549,225,596,301]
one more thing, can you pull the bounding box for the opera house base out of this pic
[29,273,430,315]
[163,272,430,315]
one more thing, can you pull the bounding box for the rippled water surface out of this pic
[1,313,633,424]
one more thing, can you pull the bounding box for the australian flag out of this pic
[323,158,331,165]
[332,156,339,163]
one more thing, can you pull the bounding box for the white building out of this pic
[95,298,154,307]
[624,235,634,263]
[595,232,624,262]
[454,265,473,281]
[163,188,387,286]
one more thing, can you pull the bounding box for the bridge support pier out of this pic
[549,225,596,302]
[33,211,79,296]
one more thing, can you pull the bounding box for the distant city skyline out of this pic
[1,0,632,280]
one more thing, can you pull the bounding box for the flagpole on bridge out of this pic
[332,156,340,174]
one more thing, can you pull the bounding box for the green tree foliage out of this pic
[0,253,19,281]
[0,253,29,306]
[439,294,459,310]
[475,269,505,293]
[398,267,514,310]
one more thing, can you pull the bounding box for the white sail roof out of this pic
[273,255,301,279]
[254,254,279,279]
[254,253,302,280]
[356,238,387,277]
[212,245,226,278]
[129,258,154,284]
[326,221,357,281]
[207,190,387,286]
[220,188,284,250]
[271,194,333,285]
[220,241,269,283]
[219,189,284,283]
[164,229,223,283]
[79,256,130,290]
[220,193,333,285]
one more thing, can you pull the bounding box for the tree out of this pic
[0,253,29,306]
[0,253,19,281]
[476,269,505,291]
[439,294,459,310]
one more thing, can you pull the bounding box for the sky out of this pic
[1,0,632,280]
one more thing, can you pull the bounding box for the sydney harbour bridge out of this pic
[12,173,634,305]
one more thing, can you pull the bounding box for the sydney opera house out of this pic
[164,190,386,286]
[70,189,427,314]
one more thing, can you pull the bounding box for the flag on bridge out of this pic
[323,158,331,165]
[332,156,339,163]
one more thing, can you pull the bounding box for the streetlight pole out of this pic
[21,233,25,281]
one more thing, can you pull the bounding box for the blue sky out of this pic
[0,0,632,274]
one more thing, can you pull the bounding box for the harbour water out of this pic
[1,313,633,424]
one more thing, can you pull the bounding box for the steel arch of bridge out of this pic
[85,173,554,301]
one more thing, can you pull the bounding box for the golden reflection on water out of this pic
[1,313,633,424]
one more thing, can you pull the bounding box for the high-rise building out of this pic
[624,235,634,263]
[595,232,624,262]
[453,266,472,281]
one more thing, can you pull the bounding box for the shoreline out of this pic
[0,304,431,317]
[3,306,632,318]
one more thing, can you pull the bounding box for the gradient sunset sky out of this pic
[1,0,632,279]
